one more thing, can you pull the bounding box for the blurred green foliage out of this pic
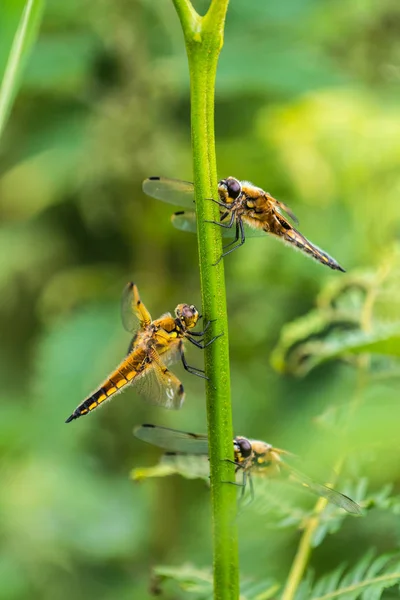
[1,0,400,598]
[0,0,44,137]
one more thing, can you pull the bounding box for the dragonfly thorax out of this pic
[250,441,283,474]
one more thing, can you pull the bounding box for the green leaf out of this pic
[152,564,213,596]
[270,308,361,376]
[0,0,44,139]
[271,260,400,376]
[273,317,400,376]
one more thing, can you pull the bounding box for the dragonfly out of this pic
[143,176,345,271]
[65,284,218,423]
[134,424,361,515]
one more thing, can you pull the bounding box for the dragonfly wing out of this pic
[286,465,361,515]
[271,215,345,272]
[158,338,183,368]
[142,177,195,208]
[133,357,185,410]
[126,333,138,356]
[160,453,211,481]
[134,424,209,454]
[271,197,299,225]
[171,211,200,235]
[171,211,265,238]
[121,282,153,334]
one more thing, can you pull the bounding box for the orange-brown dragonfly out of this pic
[65,284,218,423]
[143,176,345,271]
[134,424,361,514]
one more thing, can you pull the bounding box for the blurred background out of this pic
[1,0,400,598]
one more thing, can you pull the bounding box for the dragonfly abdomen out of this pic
[65,350,146,422]
[282,229,345,272]
[266,219,345,272]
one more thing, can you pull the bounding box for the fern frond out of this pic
[131,454,210,482]
[152,564,279,600]
[272,252,400,376]
[296,551,400,600]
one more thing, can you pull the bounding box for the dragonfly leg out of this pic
[221,458,242,467]
[179,343,208,380]
[213,218,246,265]
[206,197,231,209]
[221,463,247,485]
[223,471,248,507]
[238,474,256,511]
[187,333,223,349]
[205,209,235,229]
[222,221,240,250]
[248,474,255,504]
[189,319,217,337]
[240,470,248,499]
[221,480,246,488]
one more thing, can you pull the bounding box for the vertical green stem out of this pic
[171,1,239,599]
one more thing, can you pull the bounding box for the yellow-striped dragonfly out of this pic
[65,284,218,422]
[143,176,345,271]
[134,424,361,515]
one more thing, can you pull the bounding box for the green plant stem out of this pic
[171,1,239,599]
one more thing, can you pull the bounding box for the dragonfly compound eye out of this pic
[226,177,242,200]
[176,304,198,327]
[235,436,252,458]
[182,305,195,319]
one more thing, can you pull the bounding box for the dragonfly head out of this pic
[218,177,242,204]
[175,304,199,330]
[233,436,253,464]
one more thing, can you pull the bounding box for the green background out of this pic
[1,0,400,598]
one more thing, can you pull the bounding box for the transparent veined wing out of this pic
[171,211,265,238]
[271,196,299,225]
[142,177,195,208]
[157,337,183,368]
[121,282,152,334]
[160,453,210,481]
[133,357,185,410]
[134,424,209,454]
[284,464,362,515]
